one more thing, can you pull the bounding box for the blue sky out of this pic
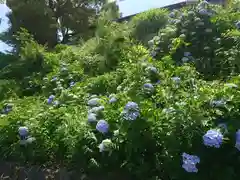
[0,0,185,52]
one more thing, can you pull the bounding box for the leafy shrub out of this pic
[148,2,240,79]
[2,1,240,180]
[129,8,169,45]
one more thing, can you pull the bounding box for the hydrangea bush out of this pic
[1,1,240,180]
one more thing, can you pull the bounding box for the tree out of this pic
[3,0,111,49]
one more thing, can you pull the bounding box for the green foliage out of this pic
[147,2,240,79]
[2,1,240,180]
[129,8,169,45]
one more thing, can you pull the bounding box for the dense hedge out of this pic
[1,1,240,179]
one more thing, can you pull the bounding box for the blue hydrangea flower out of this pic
[26,137,36,144]
[123,111,140,121]
[53,100,60,106]
[87,98,100,107]
[51,77,58,82]
[155,80,161,84]
[184,52,191,57]
[47,95,55,104]
[236,21,240,29]
[198,8,209,15]
[148,39,154,47]
[143,83,154,94]
[96,120,109,133]
[88,113,97,123]
[98,142,105,152]
[203,129,223,148]
[98,139,112,152]
[125,102,139,111]
[182,153,200,173]
[150,51,157,57]
[198,0,209,8]
[18,126,29,140]
[89,106,104,114]
[169,12,175,18]
[146,66,158,74]
[2,104,13,114]
[171,77,181,83]
[235,129,240,151]
[69,81,75,87]
[181,57,189,63]
[122,102,140,121]
[109,97,117,103]
[210,100,226,107]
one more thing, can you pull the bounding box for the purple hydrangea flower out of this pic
[47,95,55,104]
[96,120,109,133]
[203,129,223,148]
[235,129,240,151]
[182,153,200,173]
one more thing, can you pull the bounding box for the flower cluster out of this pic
[236,21,240,29]
[87,96,104,123]
[183,125,240,173]
[18,126,35,145]
[1,104,13,114]
[182,153,200,173]
[109,94,117,104]
[47,95,55,104]
[121,102,140,121]
[98,139,113,152]
[96,120,109,134]
[235,130,240,151]
[143,83,154,94]
[203,129,223,148]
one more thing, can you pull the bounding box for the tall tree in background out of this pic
[2,0,113,50]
